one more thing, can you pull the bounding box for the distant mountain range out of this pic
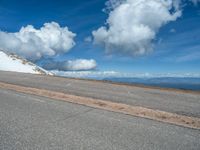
[104,77,200,91]
[0,50,52,75]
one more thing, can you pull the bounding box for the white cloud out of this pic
[43,59,97,71]
[103,0,125,12]
[0,22,76,61]
[52,70,121,79]
[190,0,200,5]
[52,70,200,79]
[92,0,182,56]
[84,36,92,42]
[61,59,97,71]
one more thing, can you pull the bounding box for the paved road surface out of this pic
[0,88,200,150]
[0,71,199,117]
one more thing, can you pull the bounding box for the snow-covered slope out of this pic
[0,50,52,75]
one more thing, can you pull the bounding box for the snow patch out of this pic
[0,50,52,75]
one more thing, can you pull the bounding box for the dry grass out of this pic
[0,81,200,130]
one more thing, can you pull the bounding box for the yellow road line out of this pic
[0,81,199,130]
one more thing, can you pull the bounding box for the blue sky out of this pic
[0,0,200,74]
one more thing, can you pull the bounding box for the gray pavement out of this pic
[0,88,200,150]
[0,71,200,117]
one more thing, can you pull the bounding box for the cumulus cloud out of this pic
[43,59,97,71]
[92,0,182,56]
[0,22,76,61]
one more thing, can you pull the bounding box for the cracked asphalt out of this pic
[0,88,200,150]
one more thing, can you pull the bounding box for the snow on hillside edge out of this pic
[0,50,52,75]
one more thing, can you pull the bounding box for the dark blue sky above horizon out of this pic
[0,0,200,74]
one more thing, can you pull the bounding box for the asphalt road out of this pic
[0,88,200,150]
[0,71,200,118]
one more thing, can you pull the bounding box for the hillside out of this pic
[0,50,51,75]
